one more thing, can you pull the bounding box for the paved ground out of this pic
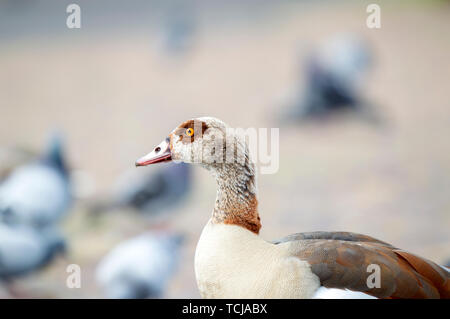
[0,1,449,298]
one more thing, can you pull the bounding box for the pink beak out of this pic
[135,137,172,167]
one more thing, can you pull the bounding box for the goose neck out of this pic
[208,163,261,234]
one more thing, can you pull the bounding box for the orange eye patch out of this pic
[176,119,208,144]
[186,128,194,136]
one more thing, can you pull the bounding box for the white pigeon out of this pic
[0,134,71,228]
[96,232,183,299]
[0,223,65,280]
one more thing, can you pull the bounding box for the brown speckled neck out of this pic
[207,162,261,234]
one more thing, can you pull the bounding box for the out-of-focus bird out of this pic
[0,146,36,182]
[283,34,379,122]
[90,162,191,220]
[96,232,183,299]
[0,134,71,228]
[159,4,196,57]
[0,223,65,281]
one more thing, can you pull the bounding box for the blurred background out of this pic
[0,0,449,298]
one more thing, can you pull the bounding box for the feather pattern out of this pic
[276,232,449,299]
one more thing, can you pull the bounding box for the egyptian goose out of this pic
[96,231,183,299]
[136,117,449,299]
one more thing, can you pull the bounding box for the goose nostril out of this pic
[155,147,161,153]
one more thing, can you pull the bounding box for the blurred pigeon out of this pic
[91,162,191,219]
[283,34,379,122]
[0,134,71,228]
[0,223,65,281]
[0,146,36,182]
[160,5,196,57]
[96,231,183,299]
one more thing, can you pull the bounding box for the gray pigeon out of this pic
[0,134,71,228]
[0,223,65,280]
[160,4,196,57]
[284,34,378,122]
[91,162,191,218]
[0,146,36,182]
[96,231,183,299]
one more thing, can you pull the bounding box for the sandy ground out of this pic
[0,1,449,298]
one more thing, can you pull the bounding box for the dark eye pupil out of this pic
[155,147,161,152]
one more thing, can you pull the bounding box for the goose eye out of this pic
[186,128,194,136]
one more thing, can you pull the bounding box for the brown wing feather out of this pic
[394,250,450,299]
[272,231,393,246]
[275,232,449,299]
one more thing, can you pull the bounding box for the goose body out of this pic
[136,117,450,299]
[195,221,319,298]
[195,221,449,299]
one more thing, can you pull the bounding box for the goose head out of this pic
[136,117,260,233]
[136,117,250,171]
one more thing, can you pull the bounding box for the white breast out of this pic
[194,220,320,298]
[313,287,377,299]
